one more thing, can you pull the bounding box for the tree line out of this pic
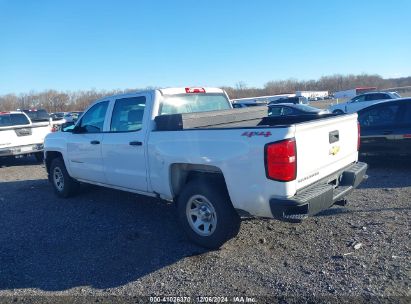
[1,74,410,112]
[224,74,411,99]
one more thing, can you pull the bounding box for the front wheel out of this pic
[50,157,79,198]
[177,177,241,249]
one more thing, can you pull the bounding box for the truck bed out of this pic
[154,106,337,130]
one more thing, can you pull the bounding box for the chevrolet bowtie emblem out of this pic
[329,146,340,156]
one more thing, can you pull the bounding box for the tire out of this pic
[177,177,241,249]
[333,109,344,115]
[34,152,44,162]
[49,157,79,198]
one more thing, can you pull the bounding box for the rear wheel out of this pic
[50,157,79,198]
[177,177,241,249]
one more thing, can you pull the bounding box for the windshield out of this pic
[0,113,30,127]
[393,92,401,98]
[23,109,50,122]
[160,94,231,115]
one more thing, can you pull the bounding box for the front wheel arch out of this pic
[49,157,79,198]
[45,151,63,177]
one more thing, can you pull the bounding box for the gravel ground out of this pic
[0,155,409,303]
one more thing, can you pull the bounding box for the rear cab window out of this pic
[23,109,50,122]
[159,93,231,115]
[0,113,31,127]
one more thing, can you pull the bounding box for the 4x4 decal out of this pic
[241,131,272,138]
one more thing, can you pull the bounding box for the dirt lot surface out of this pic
[0,156,409,303]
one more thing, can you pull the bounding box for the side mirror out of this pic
[72,125,84,134]
[61,122,76,132]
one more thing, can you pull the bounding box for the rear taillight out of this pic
[357,121,361,151]
[185,87,205,93]
[265,138,297,182]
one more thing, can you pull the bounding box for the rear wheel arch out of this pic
[170,163,229,199]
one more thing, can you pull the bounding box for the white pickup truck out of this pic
[44,87,367,248]
[0,111,51,161]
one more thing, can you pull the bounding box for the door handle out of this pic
[129,141,143,146]
[90,140,100,145]
[383,130,393,135]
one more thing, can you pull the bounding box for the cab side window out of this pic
[377,93,391,100]
[352,95,366,102]
[358,104,400,128]
[366,93,390,101]
[78,101,109,133]
[268,107,282,116]
[110,96,146,132]
[281,107,294,115]
[364,94,376,101]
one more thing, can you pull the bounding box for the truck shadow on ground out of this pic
[315,206,411,217]
[358,155,411,189]
[359,155,411,169]
[0,156,42,168]
[0,179,208,291]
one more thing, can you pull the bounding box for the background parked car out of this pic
[358,98,411,156]
[64,111,83,122]
[50,112,67,121]
[268,103,330,117]
[329,91,401,114]
[232,101,267,108]
[51,111,83,131]
[50,112,69,131]
[268,96,309,105]
[0,111,49,161]
[21,109,51,126]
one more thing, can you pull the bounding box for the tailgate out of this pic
[0,126,38,149]
[294,114,359,190]
[31,125,51,143]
